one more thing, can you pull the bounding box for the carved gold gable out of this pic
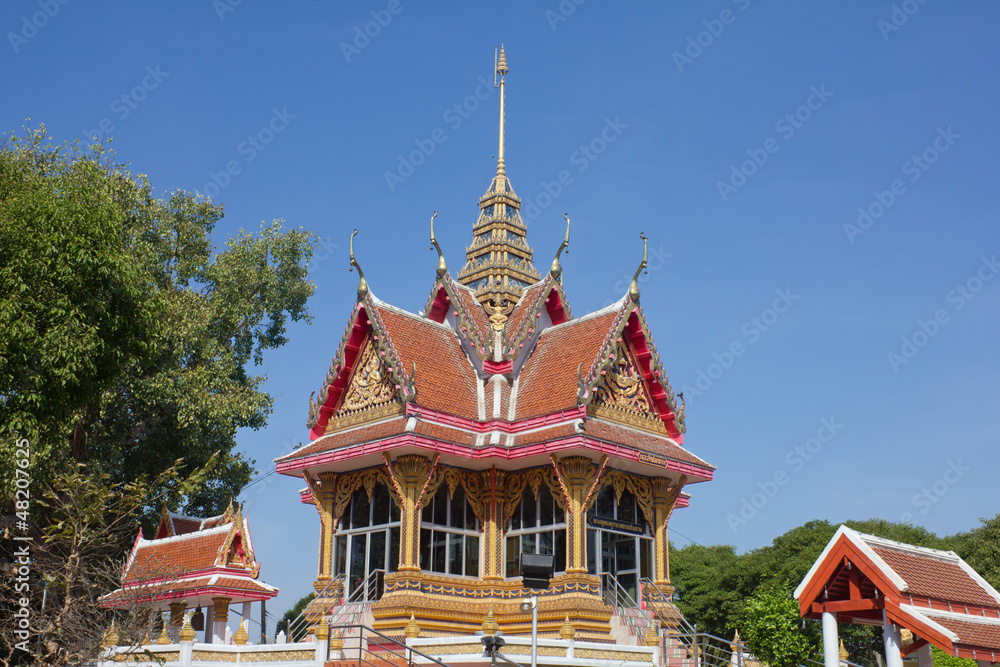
[589,340,666,434]
[325,336,403,433]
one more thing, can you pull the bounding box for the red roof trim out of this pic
[309,306,371,439]
[276,432,714,481]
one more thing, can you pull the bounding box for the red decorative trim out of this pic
[276,433,714,482]
[483,360,513,375]
[426,285,450,323]
[310,307,372,440]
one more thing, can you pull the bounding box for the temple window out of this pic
[419,485,480,577]
[586,487,652,603]
[333,484,400,601]
[505,483,567,577]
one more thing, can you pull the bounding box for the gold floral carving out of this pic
[190,651,237,662]
[603,470,655,530]
[235,649,316,662]
[575,648,654,663]
[326,337,403,433]
[594,341,651,412]
[331,468,392,528]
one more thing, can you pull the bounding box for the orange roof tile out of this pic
[377,305,479,419]
[870,545,998,607]
[584,419,713,469]
[515,310,618,419]
[124,528,231,583]
[279,418,410,460]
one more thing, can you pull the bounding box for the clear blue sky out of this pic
[5,1,999,618]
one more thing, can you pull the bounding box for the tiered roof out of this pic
[796,526,1000,662]
[103,505,277,609]
[279,48,712,502]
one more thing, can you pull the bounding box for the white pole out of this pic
[531,596,538,667]
[882,611,905,667]
[822,612,840,667]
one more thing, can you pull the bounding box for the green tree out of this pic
[951,514,1000,590]
[670,543,748,638]
[0,125,319,525]
[276,592,315,642]
[736,584,816,667]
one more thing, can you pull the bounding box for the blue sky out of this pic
[5,1,999,618]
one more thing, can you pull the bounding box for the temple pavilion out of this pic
[103,503,277,644]
[274,48,715,644]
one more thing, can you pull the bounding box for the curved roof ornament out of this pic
[550,213,571,280]
[429,210,447,278]
[349,228,368,301]
[628,232,648,303]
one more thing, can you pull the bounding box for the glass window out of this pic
[420,483,480,577]
[505,480,568,580]
[333,481,401,602]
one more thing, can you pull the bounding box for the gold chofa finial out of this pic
[628,232,648,303]
[550,213,571,279]
[429,210,446,278]
[495,45,508,177]
[349,229,368,301]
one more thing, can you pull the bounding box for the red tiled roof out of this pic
[377,305,479,420]
[124,528,231,583]
[516,311,618,419]
[449,283,491,348]
[514,423,578,447]
[171,517,201,535]
[507,283,545,336]
[413,420,476,446]
[931,615,1000,651]
[279,418,410,461]
[584,419,713,469]
[870,545,997,607]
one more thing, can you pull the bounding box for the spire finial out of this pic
[495,45,508,177]
[628,232,648,303]
[429,210,447,278]
[550,213,571,279]
[349,229,368,300]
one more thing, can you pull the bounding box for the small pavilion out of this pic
[795,526,1000,667]
[103,504,278,644]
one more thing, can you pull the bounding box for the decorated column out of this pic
[212,597,231,644]
[651,475,685,586]
[549,455,608,573]
[304,471,338,588]
[168,602,187,641]
[384,453,441,571]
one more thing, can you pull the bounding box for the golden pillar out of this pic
[482,468,505,580]
[550,455,608,573]
[211,597,231,642]
[384,453,440,571]
[168,602,187,640]
[651,475,685,586]
[304,471,337,587]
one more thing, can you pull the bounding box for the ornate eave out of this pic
[577,298,685,441]
[423,272,492,360]
[307,293,417,438]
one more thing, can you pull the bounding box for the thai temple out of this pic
[272,46,715,656]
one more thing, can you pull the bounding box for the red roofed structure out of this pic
[796,526,1000,667]
[275,48,713,646]
[103,503,277,644]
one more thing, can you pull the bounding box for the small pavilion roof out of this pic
[795,525,1000,662]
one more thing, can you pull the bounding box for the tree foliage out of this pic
[276,592,315,642]
[737,584,815,667]
[1,125,319,525]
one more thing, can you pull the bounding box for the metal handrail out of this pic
[347,568,386,603]
[640,577,697,636]
[672,632,869,667]
[601,572,655,643]
[284,574,345,642]
[330,622,453,667]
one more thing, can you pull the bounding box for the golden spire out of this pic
[628,232,648,303]
[550,213,570,279]
[429,210,446,278]
[456,47,540,312]
[349,229,368,300]
[496,45,508,177]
